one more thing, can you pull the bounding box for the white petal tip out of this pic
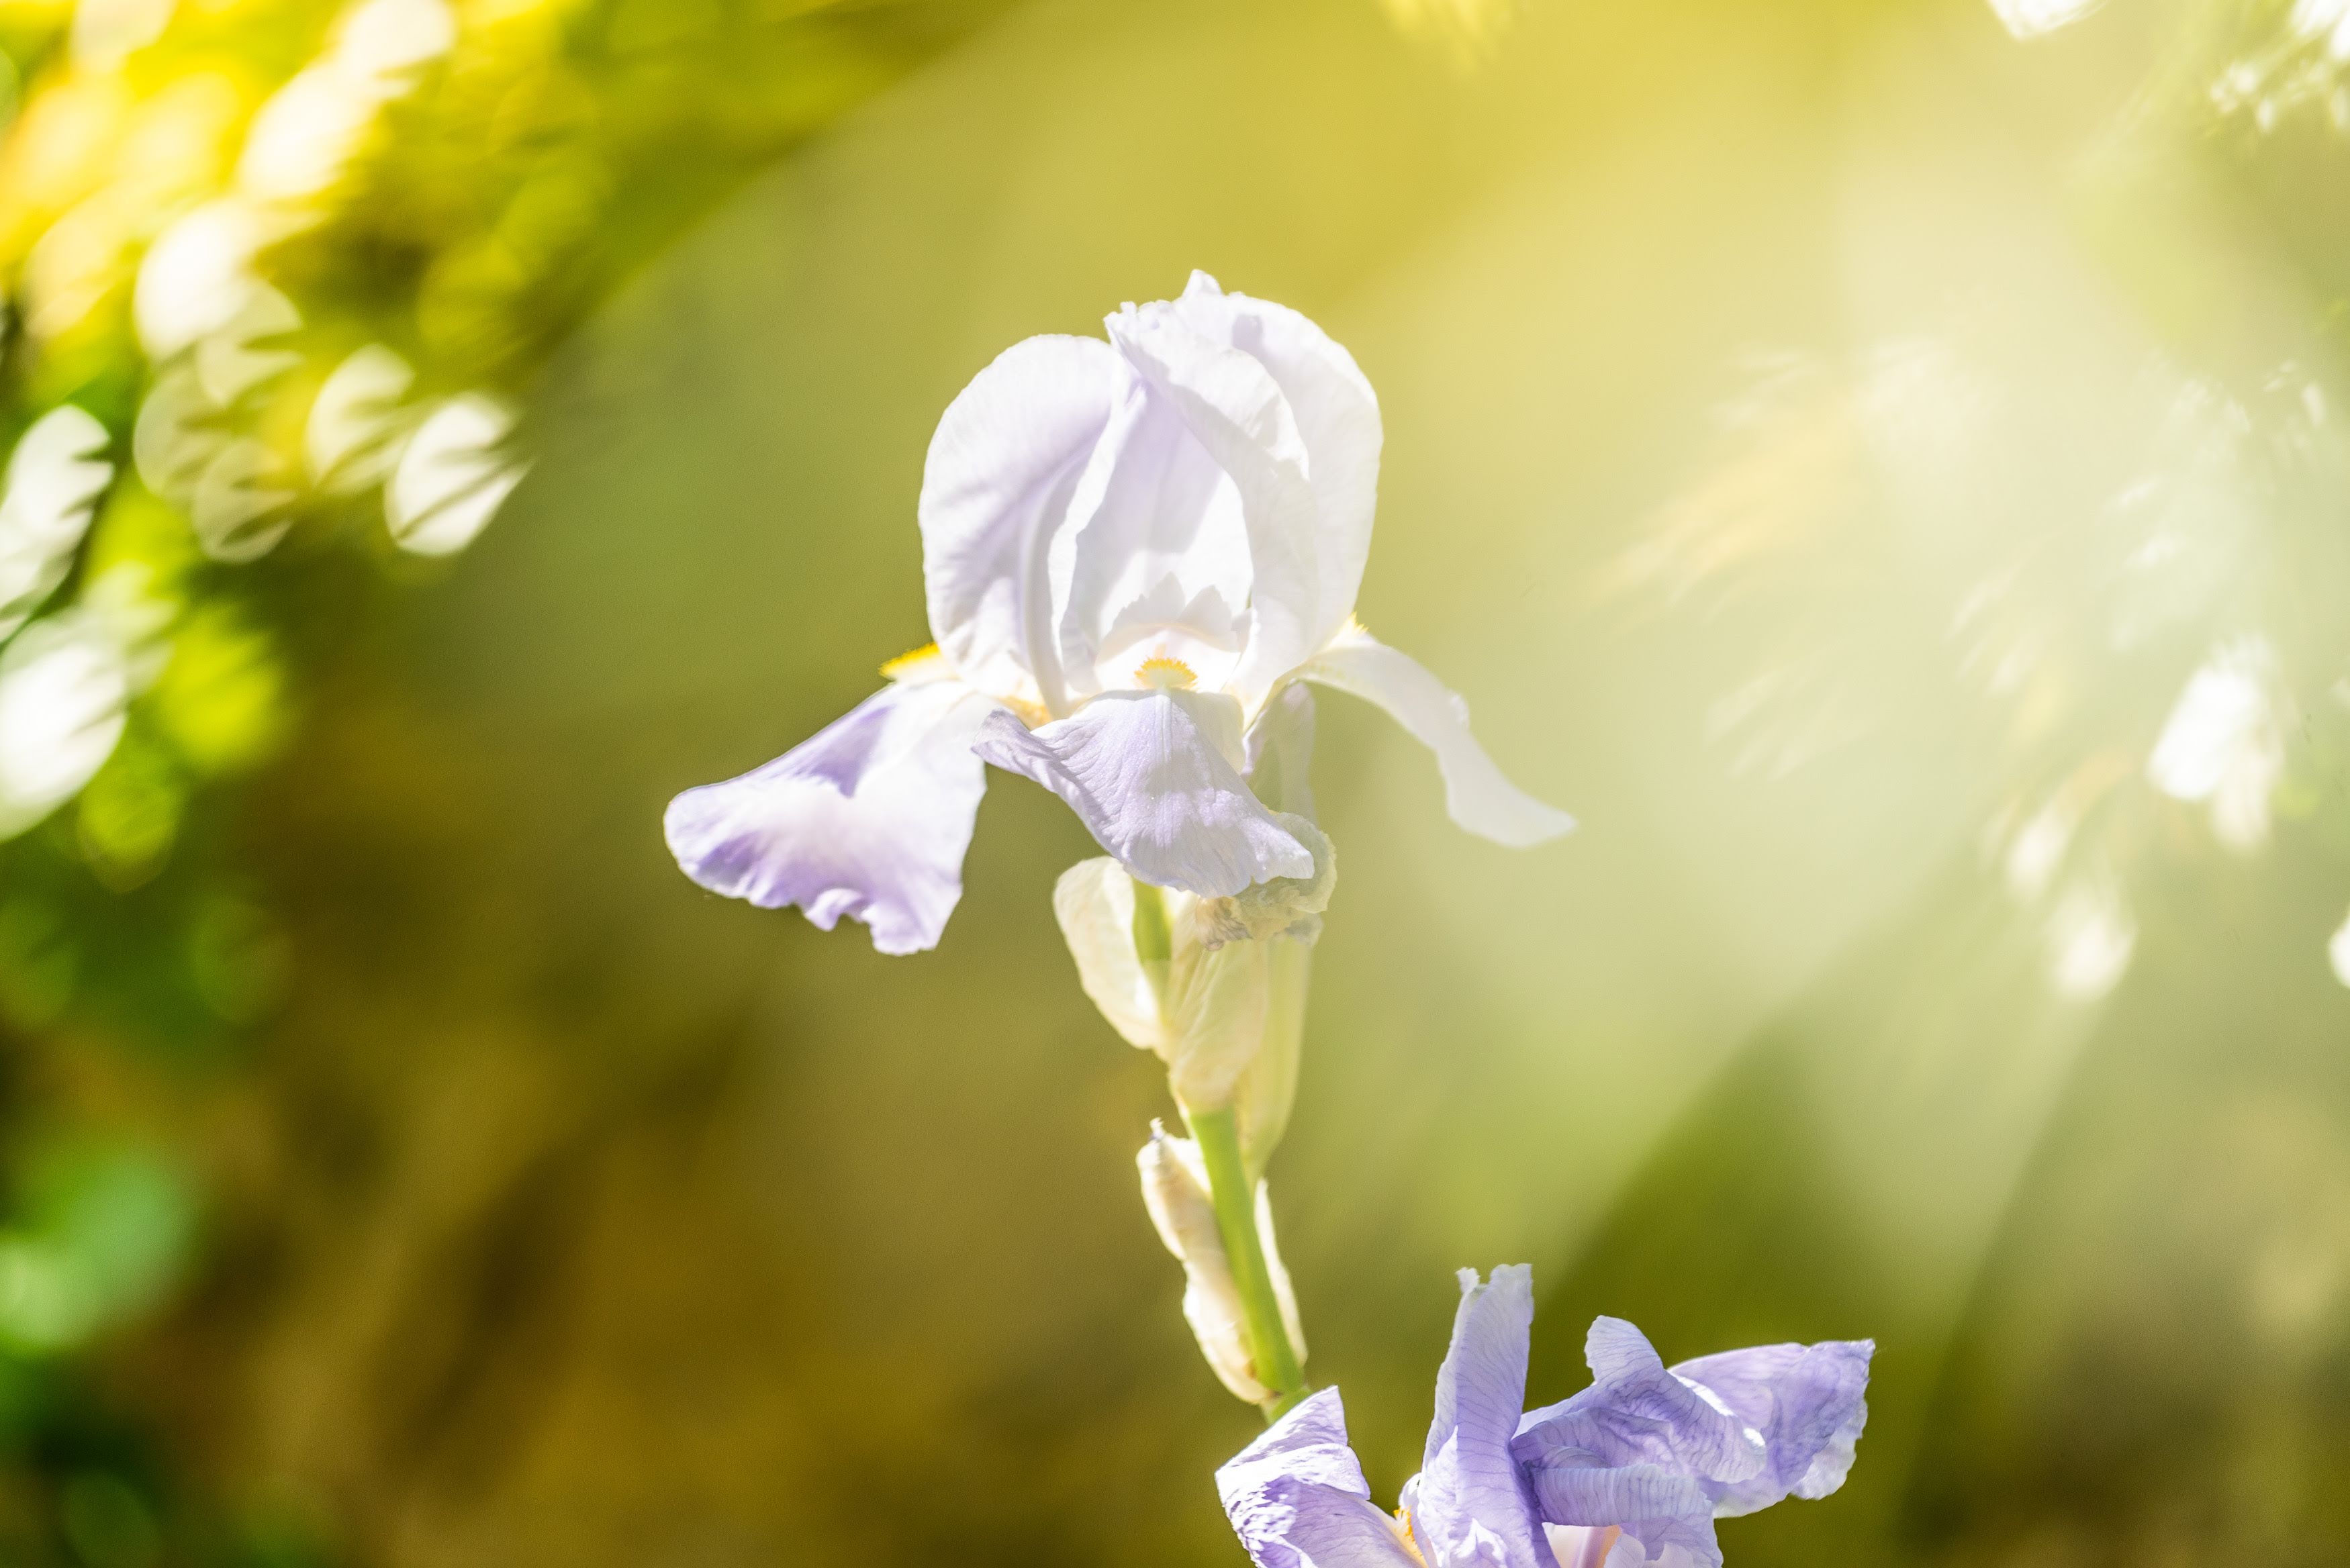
[1459,801,1577,849]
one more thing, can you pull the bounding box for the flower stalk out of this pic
[1186,1104,1309,1420]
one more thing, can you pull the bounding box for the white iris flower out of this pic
[665,272,1571,953]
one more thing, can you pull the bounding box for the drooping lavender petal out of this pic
[1217,1387,1423,1568]
[974,689,1312,896]
[1410,1266,1550,1568]
[1299,622,1572,848]
[663,678,994,954]
[1670,1339,1874,1516]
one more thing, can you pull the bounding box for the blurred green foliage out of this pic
[0,0,1001,1560]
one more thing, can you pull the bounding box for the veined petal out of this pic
[663,679,994,954]
[1513,1319,1768,1489]
[1542,1525,1644,1568]
[1669,1340,1873,1516]
[1108,297,1321,710]
[1525,1465,1713,1534]
[1219,1388,1422,1568]
[1170,272,1380,650]
[1413,1266,1548,1568]
[974,689,1312,896]
[1522,1465,1724,1568]
[1301,626,1573,848]
[920,334,1125,709]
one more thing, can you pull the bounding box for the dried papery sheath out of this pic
[1137,1122,1305,1405]
[1055,832,1325,1162]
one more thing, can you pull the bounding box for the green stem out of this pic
[1187,1104,1309,1422]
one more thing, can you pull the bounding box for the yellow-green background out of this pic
[7,0,2350,1563]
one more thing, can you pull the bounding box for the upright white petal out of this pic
[974,689,1311,896]
[1170,272,1381,650]
[664,678,995,955]
[919,334,1125,710]
[1301,626,1574,848]
[1050,378,1255,701]
[1107,302,1321,710]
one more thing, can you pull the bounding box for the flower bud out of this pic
[1055,824,1333,1170]
[1052,857,1168,1052]
[1135,1122,1306,1405]
[1233,935,1308,1178]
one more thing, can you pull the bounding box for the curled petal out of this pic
[920,334,1125,709]
[663,679,994,954]
[1670,1339,1873,1516]
[1513,1319,1767,1489]
[1301,626,1572,848]
[1218,1388,1421,1568]
[1194,812,1334,948]
[1170,272,1381,650]
[974,689,1311,896]
[1413,1266,1549,1568]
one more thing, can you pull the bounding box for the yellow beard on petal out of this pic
[880,643,948,682]
[883,642,1048,724]
[1136,654,1198,690]
[1391,1507,1428,1567]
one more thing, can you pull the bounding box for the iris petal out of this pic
[1107,298,1322,709]
[1301,626,1574,848]
[1668,1340,1873,1516]
[974,689,1312,896]
[663,679,994,954]
[919,334,1125,709]
[1514,1318,1768,1487]
[1217,1388,1423,1568]
[1170,271,1382,650]
[1413,1266,1551,1568]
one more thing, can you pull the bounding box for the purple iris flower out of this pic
[1217,1266,1871,1568]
